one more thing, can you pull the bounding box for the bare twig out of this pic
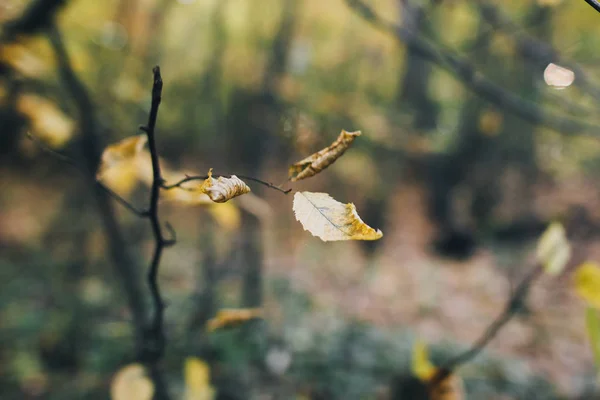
[344,0,600,137]
[584,0,600,14]
[162,174,292,194]
[140,66,174,370]
[430,264,544,386]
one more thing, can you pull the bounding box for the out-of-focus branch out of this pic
[2,0,66,38]
[474,0,600,102]
[162,173,292,194]
[430,264,544,386]
[344,0,600,136]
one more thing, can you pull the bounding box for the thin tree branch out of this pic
[344,0,600,137]
[162,174,292,194]
[584,0,600,14]
[430,264,544,386]
[141,66,171,370]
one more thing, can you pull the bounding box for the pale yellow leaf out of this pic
[544,63,574,89]
[536,222,571,275]
[184,358,215,400]
[206,308,263,332]
[199,169,251,203]
[96,135,149,196]
[574,262,600,309]
[412,339,436,381]
[289,130,361,181]
[207,202,241,231]
[17,94,74,149]
[110,364,154,400]
[1,42,51,78]
[292,192,383,242]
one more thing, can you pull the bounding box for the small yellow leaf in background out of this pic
[293,192,383,242]
[184,358,215,400]
[17,94,74,149]
[412,339,436,381]
[410,340,465,400]
[206,308,263,332]
[96,135,149,196]
[544,63,574,89]
[536,222,571,275]
[574,262,600,309]
[1,43,51,78]
[199,169,251,203]
[289,130,361,182]
[478,109,503,137]
[110,364,154,400]
[586,307,600,370]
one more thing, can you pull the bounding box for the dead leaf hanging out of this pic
[206,308,263,332]
[199,169,251,203]
[289,130,361,182]
[293,191,383,241]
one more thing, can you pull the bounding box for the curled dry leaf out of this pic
[184,357,215,400]
[200,169,251,203]
[293,191,383,241]
[544,63,574,89]
[110,364,154,400]
[536,222,571,275]
[206,308,263,332]
[289,130,361,181]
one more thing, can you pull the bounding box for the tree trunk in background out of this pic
[426,19,494,259]
[396,0,438,132]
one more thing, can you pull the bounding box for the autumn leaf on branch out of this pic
[206,308,263,332]
[289,130,361,181]
[411,340,465,400]
[293,191,383,241]
[197,168,251,203]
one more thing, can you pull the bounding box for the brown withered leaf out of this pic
[206,308,263,332]
[293,191,383,241]
[199,169,251,203]
[289,130,361,181]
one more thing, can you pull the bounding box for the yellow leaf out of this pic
[110,364,154,400]
[536,222,571,275]
[292,192,383,242]
[544,63,574,89]
[289,130,361,181]
[574,262,600,309]
[17,94,75,149]
[96,135,149,196]
[478,109,503,137]
[412,339,436,381]
[207,202,241,231]
[206,308,263,332]
[184,358,215,400]
[1,42,52,78]
[199,169,251,203]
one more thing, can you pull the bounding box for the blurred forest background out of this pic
[2,0,600,399]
